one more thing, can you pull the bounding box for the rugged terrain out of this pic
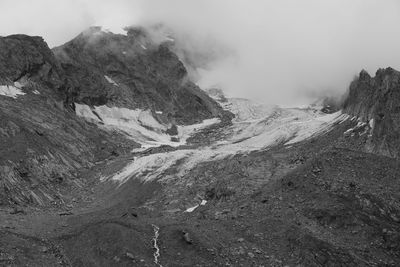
[1,27,400,267]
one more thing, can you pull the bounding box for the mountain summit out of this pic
[53,26,230,125]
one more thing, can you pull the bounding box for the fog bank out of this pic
[1,0,399,105]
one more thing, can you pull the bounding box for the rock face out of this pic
[343,67,400,157]
[52,26,231,125]
[0,35,139,206]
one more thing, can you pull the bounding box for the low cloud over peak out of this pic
[1,0,399,105]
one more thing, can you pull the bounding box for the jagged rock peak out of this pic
[358,69,371,80]
[343,66,400,157]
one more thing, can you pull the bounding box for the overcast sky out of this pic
[1,0,399,105]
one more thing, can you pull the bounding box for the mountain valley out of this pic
[0,27,400,267]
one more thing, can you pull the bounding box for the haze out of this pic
[1,0,399,105]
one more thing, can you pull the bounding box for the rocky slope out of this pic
[0,34,140,206]
[0,29,229,207]
[343,67,400,157]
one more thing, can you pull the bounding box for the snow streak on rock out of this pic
[152,224,162,267]
[104,75,118,86]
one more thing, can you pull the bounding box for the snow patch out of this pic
[344,120,369,136]
[104,75,118,86]
[369,118,375,129]
[100,26,127,36]
[155,111,163,115]
[219,97,276,122]
[285,111,348,145]
[184,200,207,213]
[184,205,199,213]
[0,85,25,99]
[140,44,147,50]
[75,104,220,150]
[33,90,40,95]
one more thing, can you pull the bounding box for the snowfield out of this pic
[91,96,349,185]
[75,104,220,150]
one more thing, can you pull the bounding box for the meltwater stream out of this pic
[152,224,162,267]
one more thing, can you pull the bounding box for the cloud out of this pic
[0,0,141,47]
[1,0,400,105]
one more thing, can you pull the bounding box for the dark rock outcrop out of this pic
[0,35,65,99]
[343,67,400,157]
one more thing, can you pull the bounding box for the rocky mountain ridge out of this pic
[344,67,400,157]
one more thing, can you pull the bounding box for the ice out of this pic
[224,98,276,122]
[0,85,26,99]
[75,104,220,150]
[111,150,193,184]
[104,75,118,86]
[108,110,347,185]
[100,26,127,36]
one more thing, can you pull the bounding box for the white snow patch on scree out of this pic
[184,200,207,213]
[75,104,220,149]
[104,75,118,86]
[0,84,25,99]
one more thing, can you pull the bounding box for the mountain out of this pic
[0,29,230,207]
[344,67,400,157]
[53,26,231,125]
[1,28,400,266]
[0,34,139,206]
